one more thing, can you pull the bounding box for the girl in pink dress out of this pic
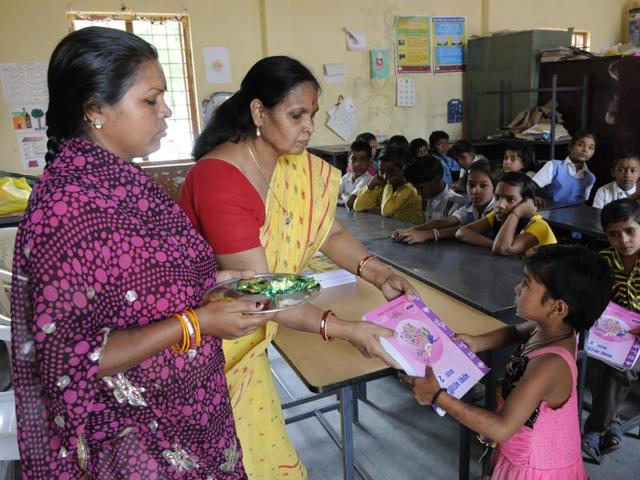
[402,244,613,479]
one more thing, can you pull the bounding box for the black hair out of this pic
[387,135,409,149]
[429,130,449,150]
[45,26,158,165]
[406,156,443,185]
[193,56,320,160]
[570,129,597,147]
[611,148,640,169]
[448,140,474,159]
[464,158,499,189]
[355,132,376,144]
[600,198,640,230]
[410,138,429,157]
[497,171,537,200]
[503,142,538,172]
[379,145,410,170]
[524,244,612,330]
[350,140,372,160]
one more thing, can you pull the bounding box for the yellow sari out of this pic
[223,151,340,479]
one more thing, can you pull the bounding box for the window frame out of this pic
[571,30,591,52]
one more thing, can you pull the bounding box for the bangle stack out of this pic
[431,387,448,412]
[432,228,440,242]
[320,309,334,342]
[172,308,201,354]
[357,254,375,277]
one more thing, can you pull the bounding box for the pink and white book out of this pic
[363,295,490,416]
[587,302,640,370]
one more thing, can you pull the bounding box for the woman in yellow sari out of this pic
[179,56,414,479]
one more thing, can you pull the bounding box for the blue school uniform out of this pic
[432,154,460,185]
[532,158,595,204]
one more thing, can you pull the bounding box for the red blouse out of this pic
[179,158,265,255]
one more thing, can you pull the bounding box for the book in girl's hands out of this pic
[362,295,490,416]
[587,302,640,370]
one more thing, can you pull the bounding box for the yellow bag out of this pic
[0,177,31,215]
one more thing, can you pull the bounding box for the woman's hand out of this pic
[453,333,481,353]
[399,367,442,406]
[345,321,402,369]
[196,299,274,339]
[513,199,537,219]
[374,268,417,301]
[217,269,255,283]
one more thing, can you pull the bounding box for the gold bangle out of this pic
[357,254,375,277]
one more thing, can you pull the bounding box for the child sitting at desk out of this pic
[532,130,597,205]
[353,145,423,224]
[393,159,497,244]
[355,132,379,175]
[456,172,557,256]
[429,130,460,186]
[592,149,640,209]
[339,140,373,208]
[581,199,640,463]
[502,143,538,178]
[410,137,430,161]
[402,244,612,480]
[448,140,487,192]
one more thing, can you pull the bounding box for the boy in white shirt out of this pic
[407,155,464,220]
[592,150,640,209]
[339,140,373,208]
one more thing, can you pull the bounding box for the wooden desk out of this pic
[541,204,605,239]
[274,274,503,480]
[335,208,413,243]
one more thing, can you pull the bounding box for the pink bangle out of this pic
[320,310,334,342]
[357,254,375,277]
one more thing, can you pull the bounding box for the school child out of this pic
[502,143,538,177]
[402,244,613,480]
[581,199,640,463]
[410,138,430,161]
[393,159,497,244]
[405,156,464,222]
[448,140,488,192]
[355,132,378,174]
[353,145,423,224]
[339,140,373,208]
[532,130,597,204]
[592,149,640,209]
[456,172,557,256]
[429,130,460,186]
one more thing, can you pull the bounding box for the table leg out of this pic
[339,386,356,480]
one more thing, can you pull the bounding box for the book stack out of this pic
[587,302,640,370]
[303,253,356,289]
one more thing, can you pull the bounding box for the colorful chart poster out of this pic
[431,17,466,73]
[394,16,431,74]
[370,49,390,79]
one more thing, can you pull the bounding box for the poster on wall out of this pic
[18,133,47,169]
[370,49,390,79]
[394,16,431,74]
[431,17,466,73]
[203,47,231,84]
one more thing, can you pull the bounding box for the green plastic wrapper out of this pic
[236,275,319,301]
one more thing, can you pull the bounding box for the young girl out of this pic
[532,130,597,204]
[401,244,613,479]
[456,172,557,256]
[502,143,538,177]
[393,159,497,244]
[353,145,423,224]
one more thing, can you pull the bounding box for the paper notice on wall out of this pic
[17,132,47,169]
[345,28,366,51]
[326,97,358,140]
[0,62,48,106]
[203,47,231,84]
[9,103,47,132]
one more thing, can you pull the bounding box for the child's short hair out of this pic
[497,171,537,200]
[503,142,537,172]
[355,132,376,144]
[600,198,640,230]
[464,159,499,189]
[406,156,443,185]
[410,138,429,157]
[350,140,372,160]
[611,148,640,169]
[429,130,449,149]
[379,144,410,170]
[570,129,597,146]
[524,245,612,330]
[447,140,474,159]
[387,135,409,149]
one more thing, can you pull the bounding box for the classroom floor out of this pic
[272,347,640,480]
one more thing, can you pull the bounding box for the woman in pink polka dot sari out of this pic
[11,27,270,479]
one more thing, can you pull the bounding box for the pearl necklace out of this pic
[246,142,292,226]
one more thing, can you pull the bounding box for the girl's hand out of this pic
[513,199,537,219]
[453,333,480,353]
[391,227,411,241]
[346,321,402,369]
[395,229,431,244]
[399,366,442,406]
[196,299,274,339]
[533,196,546,209]
[368,174,386,189]
[630,327,640,336]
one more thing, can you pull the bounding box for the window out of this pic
[571,31,591,52]
[68,10,198,162]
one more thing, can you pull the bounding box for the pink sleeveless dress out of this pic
[492,345,588,480]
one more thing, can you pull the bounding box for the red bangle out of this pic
[357,254,375,277]
[320,309,334,342]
